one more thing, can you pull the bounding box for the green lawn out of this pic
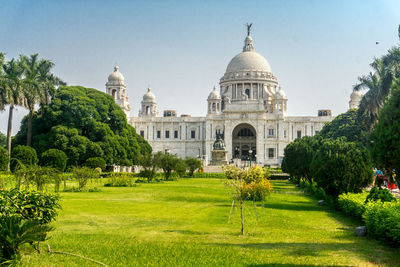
[22,179,400,266]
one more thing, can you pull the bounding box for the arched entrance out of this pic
[232,123,256,160]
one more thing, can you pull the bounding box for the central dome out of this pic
[226,51,272,73]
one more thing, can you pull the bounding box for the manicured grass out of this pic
[22,179,400,266]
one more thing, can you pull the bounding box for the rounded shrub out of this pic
[41,149,68,171]
[0,147,9,171]
[11,145,38,171]
[365,186,397,203]
[85,157,106,171]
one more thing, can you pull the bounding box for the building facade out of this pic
[106,29,360,166]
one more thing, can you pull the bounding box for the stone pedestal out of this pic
[210,150,228,166]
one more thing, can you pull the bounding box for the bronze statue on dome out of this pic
[246,23,252,36]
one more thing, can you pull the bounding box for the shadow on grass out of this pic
[164,229,211,235]
[247,264,346,267]
[211,242,374,266]
[263,202,323,212]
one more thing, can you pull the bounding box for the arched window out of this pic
[146,106,150,115]
[112,89,117,99]
[245,89,250,98]
[237,128,254,137]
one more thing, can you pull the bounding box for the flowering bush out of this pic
[223,165,272,201]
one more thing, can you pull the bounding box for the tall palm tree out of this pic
[20,54,65,146]
[0,52,6,111]
[36,59,65,115]
[354,25,400,131]
[354,58,392,130]
[0,58,26,169]
[20,54,41,146]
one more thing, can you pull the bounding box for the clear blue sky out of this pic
[1,0,399,135]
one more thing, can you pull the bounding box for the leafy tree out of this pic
[40,148,67,171]
[174,158,187,177]
[73,166,99,190]
[370,79,400,187]
[85,157,106,171]
[310,138,373,198]
[157,152,178,180]
[317,109,363,142]
[185,157,202,177]
[11,145,38,168]
[138,153,161,182]
[0,131,6,147]
[0,147,8,171]
[281,136,315,183]
[14,86,151,167]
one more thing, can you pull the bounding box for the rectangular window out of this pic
[191,130,195,139]
[165,130,170,139]
[268,129,274,136]
[157,130,161,139]
[315,130,319,135]
[297,130,302,138]
[140,130,144,137]
[268,148,274,159]
[174,130,178,139]
[284,130,287,138]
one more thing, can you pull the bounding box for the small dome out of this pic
[274,86,287,99]
[350,90,363,101]
[108,65,124,82]
[225,51,272,74]
[208,86,221,100]
[143,87,156,102]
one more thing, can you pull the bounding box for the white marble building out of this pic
[106,28,361,166]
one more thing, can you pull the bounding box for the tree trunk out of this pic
[6,104,13,171]
[240,192,244,235]
[240,174,244,235]
[27,109,33,146]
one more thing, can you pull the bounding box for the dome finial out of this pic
[114,65,119,72]
[243,23,254,52]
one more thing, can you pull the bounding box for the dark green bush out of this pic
[11,145,38,171]
[337,192,368,220]
[174,159,187,177]
[268,174,290,180]
[185,158,202,177]
[85,157,106,171]
[365,186,397,203]
[363,201,400,246]
[41,149,67,171]
[0,147,8,171]
[0,188,61,224]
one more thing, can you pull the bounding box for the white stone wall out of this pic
[128,109,332,166]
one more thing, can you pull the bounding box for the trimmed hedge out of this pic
[269,174,290,180]
[337,192,368,220]
[363,201,400,246]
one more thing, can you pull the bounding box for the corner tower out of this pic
[106,66,131,117]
